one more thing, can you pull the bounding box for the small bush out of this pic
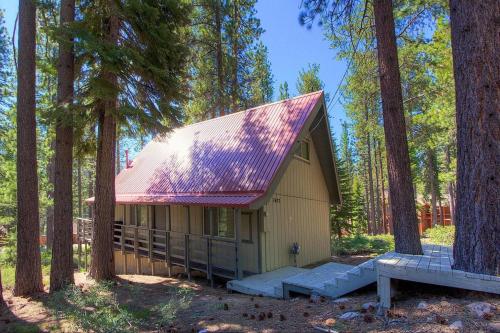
[152,287,193,329]
[1,265,15,289]
[332,234,394,256]
[47,281,143,333]
[47,281,194,332]
[423,225,455,246]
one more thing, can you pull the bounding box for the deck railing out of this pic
[74,217,93,270]
[112,222,238,280]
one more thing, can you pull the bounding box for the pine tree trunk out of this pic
[214,0,224,117]
[373,137,382,234]
[373,0,422,254]
[231,1,239,113]
[445,145,455,225]
[87,168,93,218]
[78,158,82,218]
[90,7,119,280]
[14,0,44,296]
[115,127,120,174]
[449,0,499,275]
[50,0,76,292]
[378,141,388,234]
[0,265,3,304]
[427,150,438,227]
[46,140,55,249]
[363,159,373,234]
[366,131,376,235]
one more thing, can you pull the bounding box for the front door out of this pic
[239,211,259,275]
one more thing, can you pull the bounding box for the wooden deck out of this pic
[377,244,500,309]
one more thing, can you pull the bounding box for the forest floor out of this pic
[1,262,499,333]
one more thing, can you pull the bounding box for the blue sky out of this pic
[2,0,347,138]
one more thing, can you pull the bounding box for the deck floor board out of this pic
[377,244,500,309]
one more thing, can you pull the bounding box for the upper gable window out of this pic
[294,140,310,161]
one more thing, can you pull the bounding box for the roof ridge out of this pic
[178,90,324,130]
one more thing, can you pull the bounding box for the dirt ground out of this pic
[0,271,499,333]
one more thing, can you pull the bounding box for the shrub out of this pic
[47,281,143,333]
[422,225,455,246]
[332,233,394,256]
[47,281,194,332]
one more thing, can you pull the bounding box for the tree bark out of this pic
[214,0,225,117]
[377,141,388,234]
[373,0,422,254]
[449,0,499,275]
[0,265,3,304]
[115,126,120,174]
[50,0,76,292]
[14,0,44,296]
[427,149,438,227]
[46,140,55,249]
[230,0,239,113]
[373,137,382,234]
[365,123,376,235]
[445,145,455,225]
[90,6,119,281]
[363,158,373,234]
[87,168,93,218]
[78,158,82,218]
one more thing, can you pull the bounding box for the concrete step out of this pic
[318,255,388,298]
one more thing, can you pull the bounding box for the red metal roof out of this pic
[114,91,324,207]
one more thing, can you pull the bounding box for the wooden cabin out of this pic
[106,91,341,281]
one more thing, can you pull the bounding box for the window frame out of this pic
[294,139,310,162]
[203,207,235,239]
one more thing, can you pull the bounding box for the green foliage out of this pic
[185,0,271,121]
[74,0,192,140]
[330,134,355,237]
[249,42,274,105]
[6,324,41,333]
[47,282,142,333]
[278,81,290,100]
[296,63,324,94]
[1,265,15,289]
[332,233,395,256]
[299,0,456,237]
[151,287,193,328]
[422,225,454,246]
[46,282,194,332]
[1,247,52,289]
[0,9,11,105]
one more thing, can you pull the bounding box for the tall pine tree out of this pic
[74,0,191,280]
[15,0,44,296]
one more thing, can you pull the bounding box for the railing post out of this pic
[121,225,125,253]
[166,231,172,277]
[207,237,213,286]
[134,227,138,259]
[77,219,82,269]
[185,234,191,281]
[234,208,242,280]
[148,229,153,262]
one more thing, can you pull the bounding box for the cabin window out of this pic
[217,208,234,238]
[203,207,234,238]
[126,205,137,225]
[153,206,169,230]
[294,140,310,161]
[137,205,149,227]
[203,208,213,236]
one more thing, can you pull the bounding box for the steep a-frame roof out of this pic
[113,91,341,208]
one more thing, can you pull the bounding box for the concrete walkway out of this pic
[227,267,308,298]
